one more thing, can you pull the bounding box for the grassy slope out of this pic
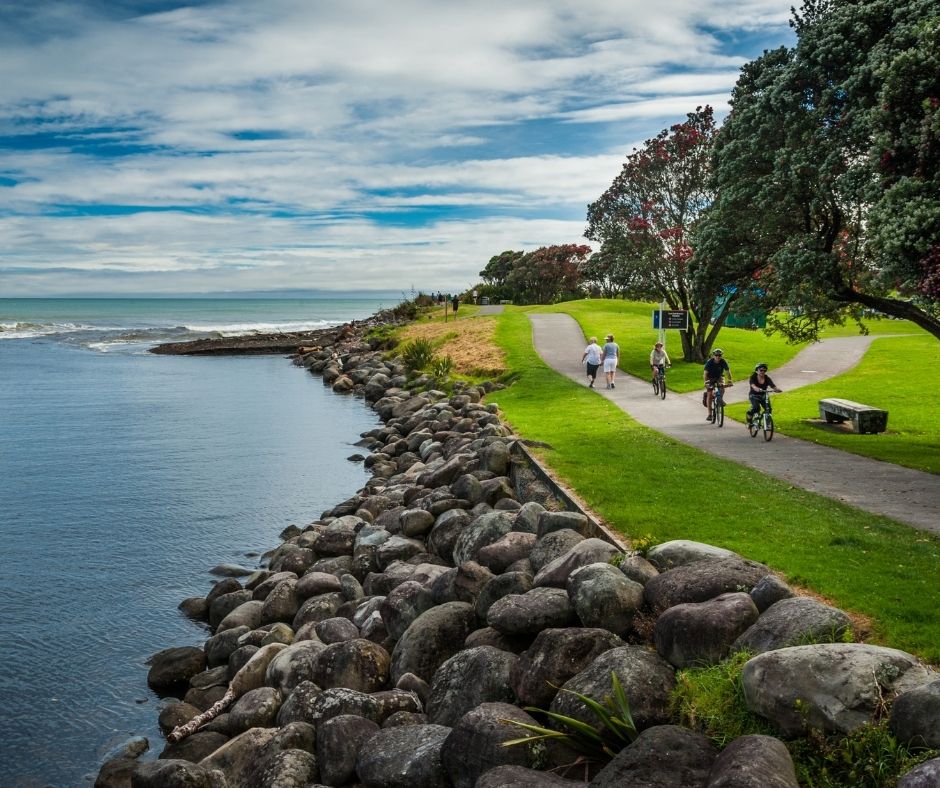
[545,299,940,474]
[491,308,940,663]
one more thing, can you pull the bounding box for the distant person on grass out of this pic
[602,334,620,389]
[649,341,671,386]
[703,348,732,421]
[581,336,602,388]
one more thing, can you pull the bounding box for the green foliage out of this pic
[787,723,940,788]
[697,0,940,342]
[399,338,436,371]
[492,307,940,662]
[365,324,400,350]
[431,355,454,378]
[503,673,638,762]
[671,652,774,747]
[629,534,657,557]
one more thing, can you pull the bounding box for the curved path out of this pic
[529,314,940,535]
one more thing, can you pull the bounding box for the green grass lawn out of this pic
[726,334,940,474]
[490,308,940,663]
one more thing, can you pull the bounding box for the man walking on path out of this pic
[581,337,602,388]
[602,334,620,389]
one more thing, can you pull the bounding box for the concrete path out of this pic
[529,314,940,535]
[477,304,505,316]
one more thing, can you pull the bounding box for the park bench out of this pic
[818,398,888,434]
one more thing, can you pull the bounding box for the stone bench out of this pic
[818,398,888,434]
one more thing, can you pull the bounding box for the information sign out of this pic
[653,310,689,330]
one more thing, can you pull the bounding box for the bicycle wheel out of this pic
[715,401,724,427]
[748,414,758,438]
[763,414,774,441]
[652,378,659,396]
[659,375,666,400]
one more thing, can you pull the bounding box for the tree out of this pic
[696,0,940,342]
[586,107,727,361]
[504,244,590,304]
[479,250,525,288]
[579,244,646,298]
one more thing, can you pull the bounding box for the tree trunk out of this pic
[838,289,940,341]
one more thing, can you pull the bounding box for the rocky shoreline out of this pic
[99,309,940,787]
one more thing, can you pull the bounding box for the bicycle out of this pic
[747,391,776,441]
[652,364,669,399]
[705,380,731,427]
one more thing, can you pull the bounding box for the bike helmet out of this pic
[755,363,768,372]
[712,348,723,356]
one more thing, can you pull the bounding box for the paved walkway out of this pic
[529,314,940,535]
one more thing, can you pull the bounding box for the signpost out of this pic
[652,302,688,351]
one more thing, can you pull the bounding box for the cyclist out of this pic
[649,341,671,386]
[747,363,782,425]
[703,348,732,421]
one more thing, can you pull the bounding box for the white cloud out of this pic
[0,0,794,294]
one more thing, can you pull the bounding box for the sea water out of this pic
[0,298,389,786]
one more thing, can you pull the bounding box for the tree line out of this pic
[470,0,940,361]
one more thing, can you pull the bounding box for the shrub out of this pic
[431,355,454,378]
[400,338,436,371]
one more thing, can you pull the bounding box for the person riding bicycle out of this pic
[703,349,732,421]
[747,363,782,424]
[649,341,671,385]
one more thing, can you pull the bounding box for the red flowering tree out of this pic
[505,243,591,304]
[586,106,728,361]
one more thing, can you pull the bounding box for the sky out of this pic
[0,0,794,297]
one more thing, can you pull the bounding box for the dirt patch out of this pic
[399,317,506,376]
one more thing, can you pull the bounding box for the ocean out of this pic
[0,298,389,786]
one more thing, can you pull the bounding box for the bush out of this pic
[400,338,436,371]
[431,355,454,378]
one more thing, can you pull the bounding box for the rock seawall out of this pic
[99,313,939,787]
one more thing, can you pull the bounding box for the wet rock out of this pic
[317,714,381,786]
[312,638,390,693]
[204,626,250,667]
[644,557,771,614]
[567,562,644,636]
[228,686,282,734]
[314,616,360,644]
[705,734,799,788]
[357,724,452,788]
[295,571,343,600]
[209,590,253,629]
[131,759,224,787]
[441,703,544,788]
[655,593,759,668]
[512,627,624,708]
[589,724,717,787]
[260,579,300,625]
[551,646,676,732]
[487,587,576,635]
[147,647,207,691]
[426,645,519,727]
[158,730,229,763]
[390,601,478,683]
[265,641,326,697]
[217,600,264,633]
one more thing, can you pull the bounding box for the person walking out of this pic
[581,336,603,388]
[602,334,620,389]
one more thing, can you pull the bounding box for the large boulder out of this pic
[646,540,738,570]
[533,539,621,588]
[589,725,717,787]
[147,647,207,691]
[317,714,381,786]
[528,529,584,572]
[567,563,644,637]
[537,510,590,538]
[312,638,390,693]
[732,597,852,654]
[705,734,799,788]
[227,686,282,734]
[550,646,676,732]
[198,724,317,786]
[476,532,537,574]
[265,640,327,697]
[654,593,759,668]
[742,644,936,736]
[390,601,478,683]
[382,580,436,640]
[486,587,576,635]
[131,760,223,787]
[475,571,534,619]
[899,758,940,788]
[441,703,545,788]
[512,627,624,708]
[452,511,515,565]
[427,646,519,727]
[644,558,771,613]
[889,679,940,749]
[356,724,452,788]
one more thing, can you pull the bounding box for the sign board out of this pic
[653,310,689,330]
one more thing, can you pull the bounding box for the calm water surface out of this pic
[0,299,383,786]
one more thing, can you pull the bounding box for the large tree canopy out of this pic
[695,0,940,342]
[586,106,729,361]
